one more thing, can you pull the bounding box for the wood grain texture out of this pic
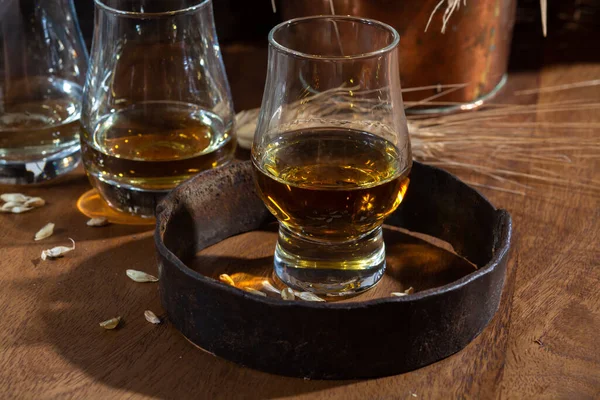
[0,65,598,398]
[497,64,600,399]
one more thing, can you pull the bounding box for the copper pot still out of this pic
[280,0,517,113]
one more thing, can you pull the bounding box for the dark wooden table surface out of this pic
[1,50,599,398]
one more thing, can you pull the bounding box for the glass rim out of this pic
[268,15,400,60]
[93,0,210,18]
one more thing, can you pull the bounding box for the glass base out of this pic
[0,144,80,184]
[274,225,386,296]
[86,173,169,218]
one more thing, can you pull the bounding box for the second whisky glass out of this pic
[81,0,235,217]
[252,16,412,296]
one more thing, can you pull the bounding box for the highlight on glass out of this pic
[0,0,88,184]
[81,0,236,217]
[252,16,412,296]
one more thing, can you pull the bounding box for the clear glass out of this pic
[81,0,235,217]
[252,16,412,296]
[0,0,88,184]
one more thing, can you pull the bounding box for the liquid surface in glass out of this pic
[253,128,410,243]
[82,101,234,191]
[0,77,82,161]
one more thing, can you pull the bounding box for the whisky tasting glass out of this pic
[0,0,88,184]
[252,16,412,296]
[81,0,235,217]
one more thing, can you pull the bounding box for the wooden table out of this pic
[1,61,599,398]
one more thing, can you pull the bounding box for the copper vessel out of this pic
[280,0,517,113]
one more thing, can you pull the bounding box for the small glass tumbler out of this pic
[0,0,88,184]
[81,0,235,217]
[252,16,412,296]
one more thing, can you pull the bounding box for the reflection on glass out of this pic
[81,0,235,217]
[0,0,88,183]
[252,16,412,296]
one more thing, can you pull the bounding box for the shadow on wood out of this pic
[20,235,348,399]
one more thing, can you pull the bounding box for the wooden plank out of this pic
[0,64,598,398]
[498,64,600,399]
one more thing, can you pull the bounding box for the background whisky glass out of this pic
[81,0,235,217]
[0,0,88,184]
[252,16,412,296]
